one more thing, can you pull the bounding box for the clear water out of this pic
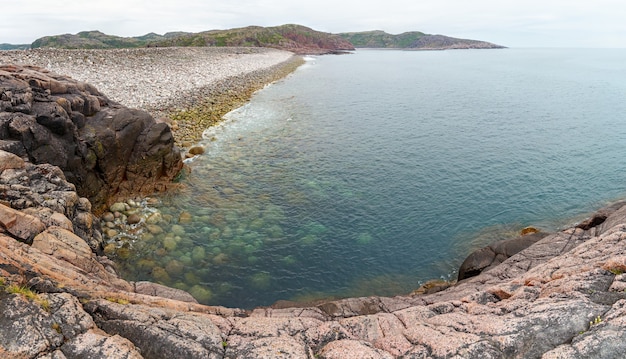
[116,49,626,308]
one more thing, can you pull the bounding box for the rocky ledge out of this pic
[0,64,183,213]
[3,147,626,358]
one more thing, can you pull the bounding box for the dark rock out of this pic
[457,231,549,280]
[0,65,183,212]
[126,213,141,225]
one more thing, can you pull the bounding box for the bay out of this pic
[117,48,626,308]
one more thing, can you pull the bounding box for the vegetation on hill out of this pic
[338,30,427,48]
[30,30,188,49]
[339,30,505,49]
[0,43,30,50]
[150,24,354,54]
[25,25,504,52]
[28,25,353,54]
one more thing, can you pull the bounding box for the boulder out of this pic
[0,203,46,244]
[0,152,103,251]
[457,231,549,280]
[0,65,183,212]
[0,292,142,359]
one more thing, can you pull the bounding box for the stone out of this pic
[110,203,126,213]
[127,213,141,225]
[146,212,163,224]
[0,203,46,244]
[102,212,115,222]
[457,231,549,280]
[0,150,24,172]
[188,145,205,155]
[147,224,164,234]
[189,285,213,303]
[319,340,394,359]
[178,211,193,224]
[84,299,225,359]
[0,293,95,358]
[61,329,143,359]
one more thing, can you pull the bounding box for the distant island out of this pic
[338,30,505,50]
[8,24,505,53]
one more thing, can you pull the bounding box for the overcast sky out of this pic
[2,0,626,47]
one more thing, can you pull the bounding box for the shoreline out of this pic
[0,47,303,148]
[157,55,305,148]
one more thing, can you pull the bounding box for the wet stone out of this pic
[110,202,126,213]
[127,214,141,225]
[102,212,115,222]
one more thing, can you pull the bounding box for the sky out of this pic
[2,0,626,47]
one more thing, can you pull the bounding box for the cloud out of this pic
[2,0,626,47]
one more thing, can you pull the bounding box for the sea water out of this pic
[115,49,626,308]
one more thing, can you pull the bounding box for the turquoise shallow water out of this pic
[114,49,626,308]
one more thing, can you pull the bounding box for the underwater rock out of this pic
[188,146,205,155]
[189,285,213,303]
[172,224,186,236]
[163,237,178,251]
[191,246,206,263]
[151,266,171,283]
[147,224,164,235]
[146,212,163,224]
[249,272,271,289]
[178,211,193,224]
[165,259,185,277]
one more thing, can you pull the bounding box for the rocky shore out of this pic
[4,145,626,358]
[0,47,302,148]
[3,50,626,358]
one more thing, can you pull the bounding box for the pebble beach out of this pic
[0,47,304,147]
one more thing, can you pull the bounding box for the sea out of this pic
[116,48,626,308]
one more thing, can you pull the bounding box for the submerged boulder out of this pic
[0,64,183,212]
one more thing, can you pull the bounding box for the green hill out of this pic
[30,30,183,49]
[150,24,355,54]
[338,30,426,48]
[339,31,505,49]
[28,26,504,52]
[0,43,30,50]
[30,25,354,54]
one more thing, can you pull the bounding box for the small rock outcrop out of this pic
[457,231,549,280]
[0,64,183,212]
